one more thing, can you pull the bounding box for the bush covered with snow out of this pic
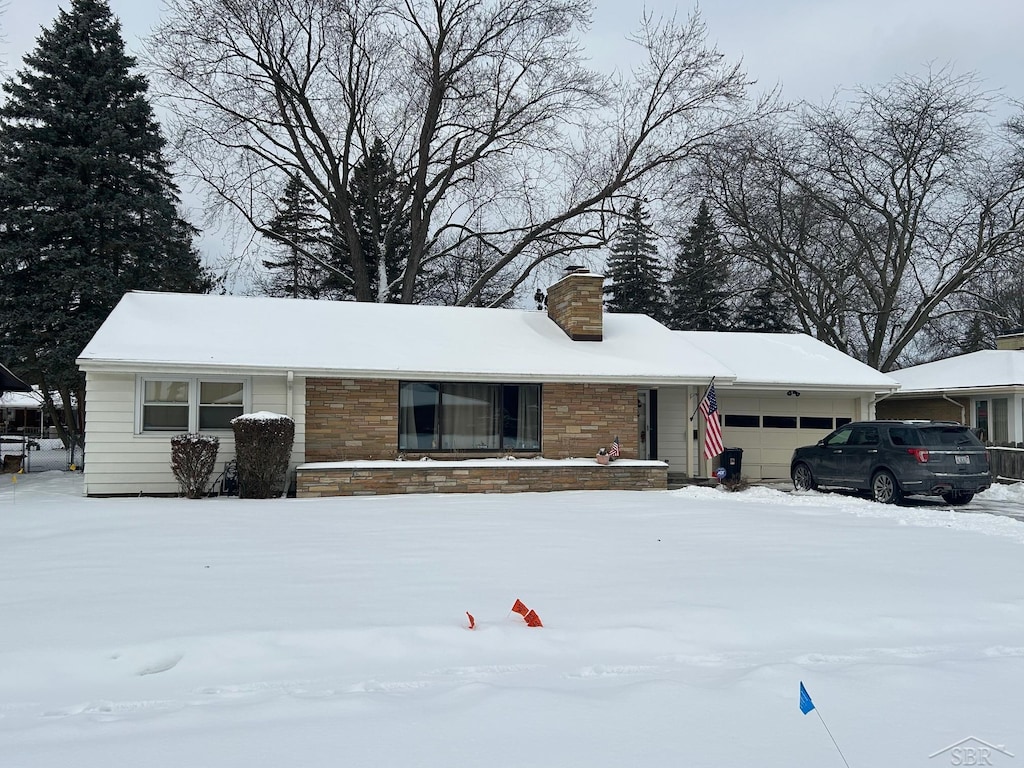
[230,412,295,499]
[170,433,220,499]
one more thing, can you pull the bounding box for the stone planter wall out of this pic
[296,460,667,497]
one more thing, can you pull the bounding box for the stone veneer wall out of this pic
[297,463,667,497]
[876,396,969,423]
[543,382,637,459]
[546,272,604,341]
[305,378,398,461]
[305,378,638,463]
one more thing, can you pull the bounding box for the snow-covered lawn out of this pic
[2,472,1023,767]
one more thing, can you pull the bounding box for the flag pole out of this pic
[689,377,716,422]
[815,709,851,768]
[801,682,850,768]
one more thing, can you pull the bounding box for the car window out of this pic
[918,426,981,448]
[888,427,917,446]
[849,426,879,446]
[825,427,854,446]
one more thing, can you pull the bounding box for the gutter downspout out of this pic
[286,371,294,419]
[941,393,966,425]
[868,389,896,419]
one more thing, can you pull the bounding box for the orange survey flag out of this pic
[511,599,530,617]
[523,609,543,628]
[466,612,476,630]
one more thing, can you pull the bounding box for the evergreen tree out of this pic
[0,0,210,446]
[666,200,732,331]
[330,137,410,302]
[602,200,666,319]
[733,272,796,332]
[260,173,326,298]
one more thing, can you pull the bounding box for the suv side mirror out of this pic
[817,439,825,447]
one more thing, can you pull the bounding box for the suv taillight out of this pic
[908,448,930,463]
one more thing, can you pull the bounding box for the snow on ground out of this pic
[1,473,1023,767]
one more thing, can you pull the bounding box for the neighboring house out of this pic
[0,387,67,438]
[77,271,897,496]
[1,363,35,435]
[878,331,1024,444]
[677,332,900,479]
[1,364,35,470]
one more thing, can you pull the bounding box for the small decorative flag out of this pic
[523,609,543,628]
[511,598,530,617]
[799,681,815,715]
[466,612,476,630]
[699,383,724,460]
[609,436,620,459]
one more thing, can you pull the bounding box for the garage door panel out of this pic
[715,394,859,480]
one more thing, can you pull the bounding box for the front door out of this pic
[637,391,649,460]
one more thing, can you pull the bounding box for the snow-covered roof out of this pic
[676,331,899,392]
[889,350,1024,394]
[77,292,735,385]
[1,388,45,410]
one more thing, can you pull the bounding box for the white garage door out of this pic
[717,393,859,479]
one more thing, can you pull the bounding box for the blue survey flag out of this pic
[799,682,815,714]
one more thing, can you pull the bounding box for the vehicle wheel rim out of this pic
[873,474,893,503]
[794,466,811,490]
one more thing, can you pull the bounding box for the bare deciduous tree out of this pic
[702,69,1024,370]
[149,0,754,305]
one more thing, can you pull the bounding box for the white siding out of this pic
[83,371,306,496]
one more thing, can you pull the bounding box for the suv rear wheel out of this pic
[871,470,902,504]
[792,463,816,491]
[941,491,975,506]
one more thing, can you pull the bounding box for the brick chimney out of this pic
[546,268,604,341]
[996,329,1024,350]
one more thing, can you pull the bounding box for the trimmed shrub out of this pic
[231,412,295,499]
[170,433,220,499]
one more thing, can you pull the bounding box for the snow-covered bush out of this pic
[230,412,295,499]
[170,433,220,499]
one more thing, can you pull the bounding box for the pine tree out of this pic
[260,173,326,298]
[733,272,796,332]
[603,200,666,319]
[0,0,210,446]
[331,137,410,302]
[666,200,733,331]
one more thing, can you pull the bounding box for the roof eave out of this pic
[77,359,737,386]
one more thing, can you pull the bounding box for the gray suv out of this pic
[791,420,992,505]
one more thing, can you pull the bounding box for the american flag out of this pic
[699,383,724,460]
[609,435,620,459]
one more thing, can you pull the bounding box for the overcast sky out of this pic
[5,0,1024,106]
[4,0,1024,288]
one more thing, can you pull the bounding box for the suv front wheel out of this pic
[792,463,817,491]
[872,470,902,505]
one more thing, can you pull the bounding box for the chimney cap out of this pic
[563,265,589,274]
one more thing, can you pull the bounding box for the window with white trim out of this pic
[142,380,190,431]
[138,377,249,434]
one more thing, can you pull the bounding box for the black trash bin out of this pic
[719,447,743,480]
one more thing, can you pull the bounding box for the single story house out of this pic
[877,331,1024,444]
[77,271,897,496]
